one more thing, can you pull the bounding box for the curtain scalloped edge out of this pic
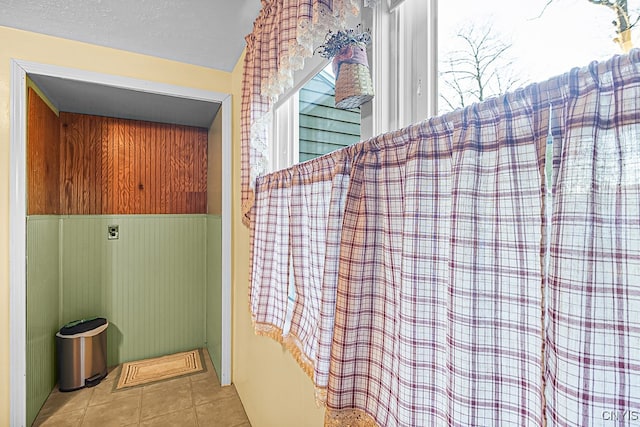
[252,322,286,343]
[282,333,315,380]
[324,408,380,427]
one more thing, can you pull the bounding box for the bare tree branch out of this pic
[534,0,636,51]
[531,0,555,20]
[438,24,526,114]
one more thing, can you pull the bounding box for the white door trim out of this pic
[9,59,233,426]
[219,94,232,387]
[9,59,28,427]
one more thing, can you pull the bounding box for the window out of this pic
[437,0,635,115]
[271,62,363,171]
[361,0,437,135]
[272,0,635,172]
[266,0,638,345]
[270,0,433,171]
[299,65,361,162]
[367,0,637,130]
[272,63,364,331]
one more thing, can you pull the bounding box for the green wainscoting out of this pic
[59,217,105,323]
[60,215,208,366]
[26,214,220,423]
[26,216,61,426]
[206,215,222,375]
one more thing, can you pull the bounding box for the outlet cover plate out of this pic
[107,225,119,240]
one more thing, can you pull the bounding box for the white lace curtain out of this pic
[240,0,359,226]
[249,50,640,426]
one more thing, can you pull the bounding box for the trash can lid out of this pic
[59,317,107,336]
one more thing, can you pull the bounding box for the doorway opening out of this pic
[9,59,233,426]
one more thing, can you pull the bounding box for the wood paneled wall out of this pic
[27,88,208,215]
[28,88,61,215]
[27,91,209,215]
[60,112,208,214]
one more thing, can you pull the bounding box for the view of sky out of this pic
[439,0,640,85]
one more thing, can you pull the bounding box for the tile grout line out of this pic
[138,375,145,426]
[77,387,92,427]
[191,376,200,427]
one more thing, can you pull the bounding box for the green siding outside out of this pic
[60,215,207,366]
[299,141,359,160]
[206,215,222,376]
[299,70,361,162]
[299,101,360,122]
[300,77,336,95]
[26,216,60,426]
[300,128,361,146]
[299,115,360,135]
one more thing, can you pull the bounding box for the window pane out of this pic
[298,65,361,162]
[438,0,639,114]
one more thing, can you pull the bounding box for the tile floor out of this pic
[32,349,251,427]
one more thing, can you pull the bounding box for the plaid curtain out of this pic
[240,0,359,226]
[545,52,640,425]
[251,97,548,425]
[250,51,640,426]
[323,95,547,426]
[250,152,351,385]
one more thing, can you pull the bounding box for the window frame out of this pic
[269,0,440,173]
[364,0,439,137]
[269,0,441,337]
[270,55,329,172]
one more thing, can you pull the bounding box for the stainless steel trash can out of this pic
[56,317,108,392]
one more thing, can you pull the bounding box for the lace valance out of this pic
[241,0,360,226]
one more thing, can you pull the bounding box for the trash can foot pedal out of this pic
[85,373,105,388]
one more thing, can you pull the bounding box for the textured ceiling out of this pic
[0,0,262,71]
[2,0,262,127]
[29,74,222,128]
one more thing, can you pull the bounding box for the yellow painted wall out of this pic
[230,53,325,426]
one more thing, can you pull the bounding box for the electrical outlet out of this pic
[107,225,119,240]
